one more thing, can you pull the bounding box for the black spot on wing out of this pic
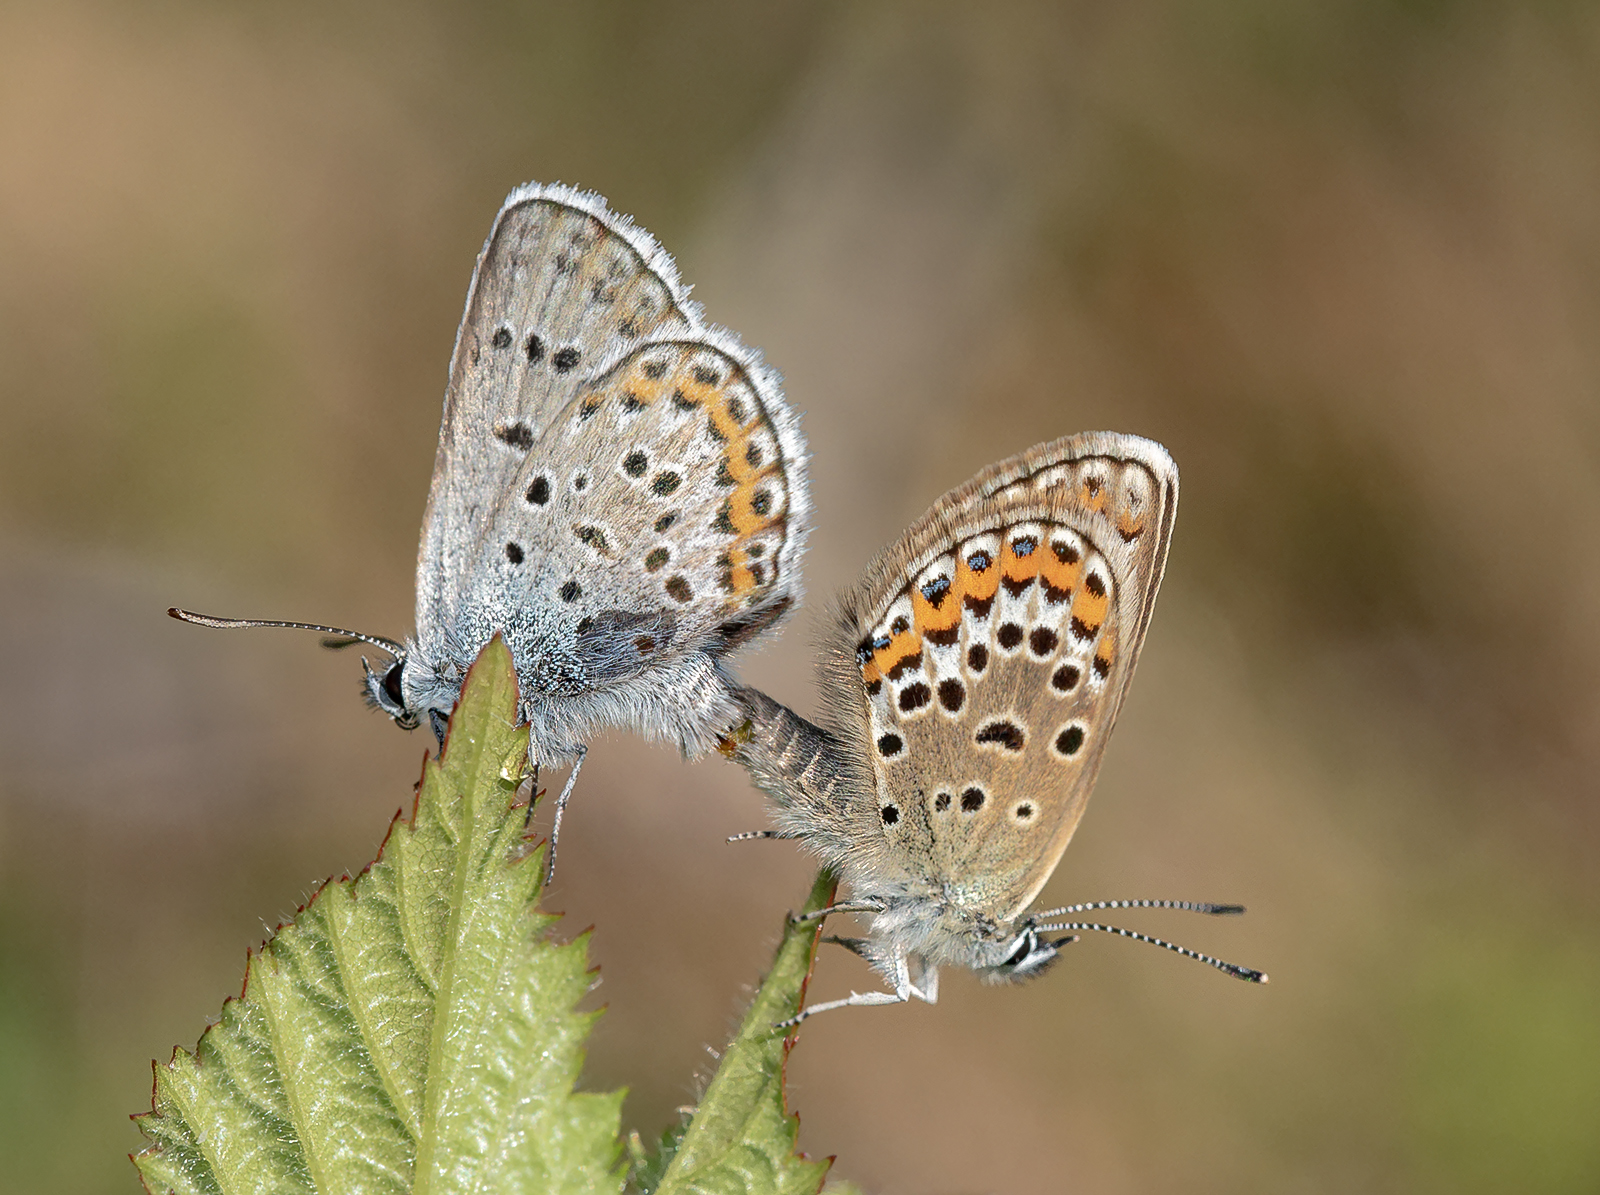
[495,423,534,451]
[1054,725,1086,756]
[898,683,931,712]
[975,720,1025,752]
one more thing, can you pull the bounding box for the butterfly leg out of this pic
[776,948,932,1027]
[786,899,884,927]
[776,986,907,1027]
[906,954,938,1004]
[543,745,587,887]
[821,935,871,956]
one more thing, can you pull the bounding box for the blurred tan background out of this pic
[3,1,1599,1191]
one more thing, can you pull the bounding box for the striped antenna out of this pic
[1031,918,1268,983]
[168,608,406,658]
[1031,898,1245,919]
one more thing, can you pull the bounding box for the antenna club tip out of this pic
[167,607,185,619]
[1210,904,1247,916]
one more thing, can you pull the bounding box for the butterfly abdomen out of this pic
[722,685,870,858]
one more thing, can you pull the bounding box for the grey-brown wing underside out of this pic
[832,434,1178,920]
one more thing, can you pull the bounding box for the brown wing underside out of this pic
[837,435,1177,920]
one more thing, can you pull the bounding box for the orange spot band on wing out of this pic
[912,580,961,641]
[624,365,665,405]
[1080,478,1108,513]
[719,544,759,595]
[1001,536,1043,588]
[1040,541,1082,598]
[691,366,790,600]
[722,466,783,540]
[1093,628,1116,673]
[956,548,1001,607]
[873,628,922,678]
[1069,584,1109,638]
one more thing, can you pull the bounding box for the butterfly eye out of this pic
[1004,930,1038,969]
[383,661,406,708]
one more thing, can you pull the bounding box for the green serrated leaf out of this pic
[648,870,837,1195]
[134,637,625,1195]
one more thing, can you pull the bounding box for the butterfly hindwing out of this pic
[838,434,1177,920]
[452,338,806,695]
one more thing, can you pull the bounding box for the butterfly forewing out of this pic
[418,184,697,635]
[840,434,1177,921]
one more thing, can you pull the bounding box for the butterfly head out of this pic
[362,652,421,731]
[361,644,464,744]
[858,888,1069,985]
[976,923,1075,984]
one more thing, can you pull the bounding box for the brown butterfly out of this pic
[725,432,1265,1019]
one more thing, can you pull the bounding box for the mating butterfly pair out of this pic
[173,183,1264,1016]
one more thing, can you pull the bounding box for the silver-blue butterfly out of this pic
[175,182,811,870]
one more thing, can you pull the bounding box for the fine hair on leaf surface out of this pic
[636,869,837,1195]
